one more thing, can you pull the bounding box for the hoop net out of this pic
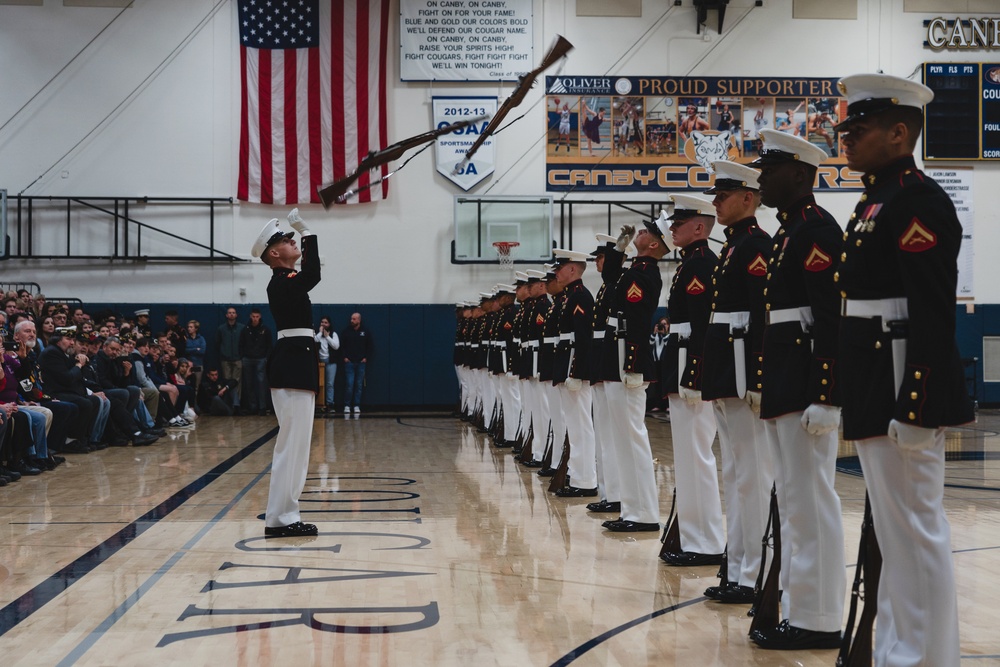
[493,241,519,273]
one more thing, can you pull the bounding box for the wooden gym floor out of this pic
[1,409,999,666]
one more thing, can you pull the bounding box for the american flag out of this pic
[237,0,390,205]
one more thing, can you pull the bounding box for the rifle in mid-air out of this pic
[451,34,574,175]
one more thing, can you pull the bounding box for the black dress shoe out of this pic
[91,441,107,451]
[714,584,756,604]
[660,550,725,567]
[109,438,130,447]
[537,467,556,477]
[57,440,90,454]
[10,461,41,476]
[750,620,842,650]
[132,433,159,447]
[521,459,543,468]
[586,500,621,513]
[265,521,319,538]
[144,428,167,437]
[51,455,66,466]
[0,467,21,482]
[27,457,55,472]
[704,581,739,600]
[605,519,660,533]
[555,485,599,498]
[601,516,623,528]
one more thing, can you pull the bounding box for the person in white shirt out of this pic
[315,316,340,412]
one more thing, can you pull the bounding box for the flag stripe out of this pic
[355,0,371,202]
[377,0,390,199]
[237,46,250,201]
[307,46,322,204]
[283,49,298,205]
[258,48,273,204]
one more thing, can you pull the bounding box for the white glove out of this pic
[744,390,762,414]
[623,372,644,388]
[614,224,636,252]
[564,377,583,391]
[887,419,937,451]
[287,208,313,236]
[801,403,841,436]
[678,385,702,405]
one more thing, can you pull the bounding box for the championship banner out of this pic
[544,75,863,193]
[401,0,533,81]
[433,96,497,190]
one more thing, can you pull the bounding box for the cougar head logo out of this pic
[687,131,735,172]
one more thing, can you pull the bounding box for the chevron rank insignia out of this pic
[536,314,545,325]
[803,244,833,272]
[899,217,937,252]
[626,282,643,302]
[504,322,512,330]
[686,276,706,295]
[573,304,586,316]
[747,253,768,276]
[286,271,297,278]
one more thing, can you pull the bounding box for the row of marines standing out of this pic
[454,73,972,665]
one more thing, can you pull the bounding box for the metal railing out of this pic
[6,196,244,262]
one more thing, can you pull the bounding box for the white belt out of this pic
[607,316,618,328]
[559,332,574,341]
[842,297,908,321]
[766,306,814,327]
[672,322,692,339]
[528,341,540,348]
[592,330,605,340]
[543,336,559,344]
[471,344,480,349]
[278,328,313,339]
[709,311,750,329]
[495,341,506,348]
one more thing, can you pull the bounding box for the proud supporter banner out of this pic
[544,75,863,193]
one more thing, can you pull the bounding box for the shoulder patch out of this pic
[573,304,586,316]
[746,253,768,276]
[626,282,644,303]
[803,244,833,272]
[286,271,297,278]
[686,276,706,295]
[899,217,937,253]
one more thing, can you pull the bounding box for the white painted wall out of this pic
[0,0,997,305]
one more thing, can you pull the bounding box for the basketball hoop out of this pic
[492,241,520,273]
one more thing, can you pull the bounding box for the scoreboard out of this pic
[923,62,1000,161]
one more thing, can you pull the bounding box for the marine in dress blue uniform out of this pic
[700,160,774,604]
[251,210,320,538]
[659,195,726,566]
[834,73,973,667]
[748,129,846,650]
[600,218,671,532]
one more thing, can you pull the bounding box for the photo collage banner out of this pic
[544,75,863,193]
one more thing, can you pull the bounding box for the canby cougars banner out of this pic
[544,75,863,193]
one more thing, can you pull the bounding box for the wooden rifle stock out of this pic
[749,484,782,634]
[658,487,681,558]
[547,433,571,492]
[837,495,881,667]
[456,35,574,170]
[317,115,487,207]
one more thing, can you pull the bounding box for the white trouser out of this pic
[561,383,597,489]
[667,394,725,555]
[457,365,469,411]
[764,412,845,631]
[266,388,316,528]
[713,397,773,586]
[592,383,620,503]
[482,371,498,427]
[605,381,659,524]
[856,432,959,667]
[500,374,522,441]
[471,368,484,413]
[544,382,567,463]
[531,378,549,462]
